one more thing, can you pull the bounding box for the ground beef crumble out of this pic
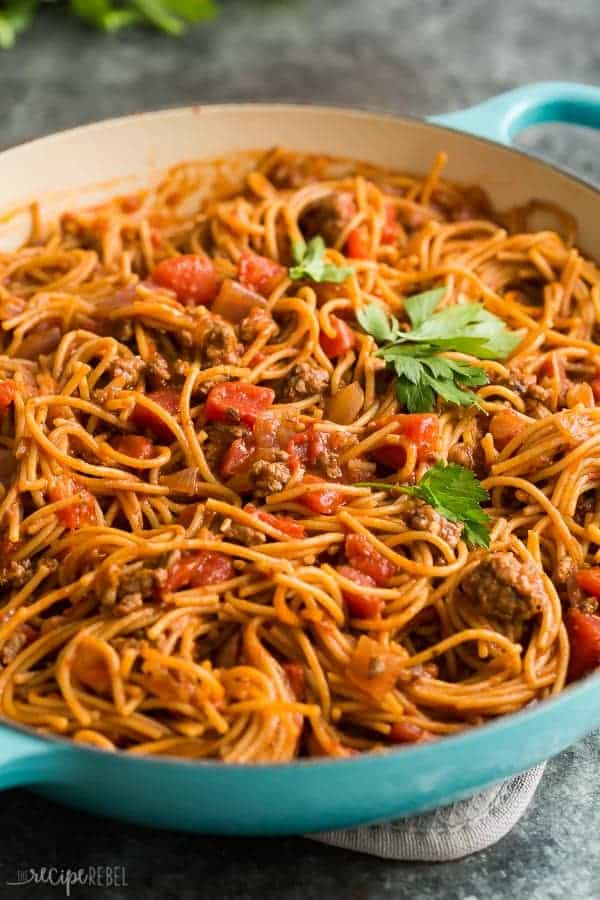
[299,192,356,247]
[249,455,292,496]
[281,363,329,401]
[402,499,462,549]
[195,317,241,369]
[461,551,546,622]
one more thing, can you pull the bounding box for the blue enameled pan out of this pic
[0,82,599,834]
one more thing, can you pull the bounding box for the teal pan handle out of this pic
[0,724,70,789]
[429,81,600,146]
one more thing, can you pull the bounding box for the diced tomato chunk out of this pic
[110,435,156,460]
[287,424,324,471]
[381,202,400,244]
[374,413,439,468]
[130,387,180,442]
[389,722,431,744]
[346,226,370,259]
[490,409,523,451]
[220,437,254,478]
[576,568,600,599]
[0,380,16,413]
[48,477,97,530]
[164,551,235,593]
[152,255,218,306]
[319,316,355,358]
[337,565,383,618]
[592,378,600,402]
[345,533,396,585]
[238,251,286,296]
[205,382,275,427]
[72,645,112,695]
[245,505,306,539]
[373,445,406,469]
[299,475,347,515]
[282,662,305,700]
[566,607,600,682]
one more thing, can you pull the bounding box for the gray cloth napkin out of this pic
[310,764,546,861]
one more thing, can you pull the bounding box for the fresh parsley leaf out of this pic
[356,461,491,548]
[356,303,399,343]
[358,291,521,412]
[289,236,354,284]
[404,287,447,329]
[395,376,435,413]
[404,303,520,359]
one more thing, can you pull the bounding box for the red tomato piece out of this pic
[0,380,16,413]
[319,316,356,358]
[374,413,439,468]
[489,409,524,451]
[592,378,600,402]
[48,478,97,530]
[164,551,235,593]
[245,505,306,540]
[220,437,254,478]
[389,722,431,744]
[130,387,180,442]
[238,251,286,296]
[287,425,324,471]
[299,475,347,515]
[205,382,275,427]
[345,533,396,585]
[346,226,370,259]
[381,202,400,244]
[110,435,156,460]
[337,565,384,618]
[152,255,218,306]
[566,607,600,682]
[72,645,112,695]
[373,444,407,469]
[282,662,305,700]
[576,568,600,598]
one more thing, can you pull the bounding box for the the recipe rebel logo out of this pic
[6,865,128,895]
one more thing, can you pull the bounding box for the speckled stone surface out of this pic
[0,1,599,897]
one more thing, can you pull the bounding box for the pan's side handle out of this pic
[429,82,600,146]
[0,724,70,789]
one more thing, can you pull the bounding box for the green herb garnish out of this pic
[0,0,216,46]
[357,287,521,413]
[357,461,491,548]
[289,236,354,284]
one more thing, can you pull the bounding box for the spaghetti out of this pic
[0,146,598,762]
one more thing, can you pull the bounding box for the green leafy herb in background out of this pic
[357,287,521,413]
[357,461,492,548]
[0,0,216,46]
[289,236,354,284]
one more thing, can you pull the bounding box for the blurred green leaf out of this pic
[131,0,185,35]
[165,0,216,24]
[0,0,37,48]
[0,0,218,45]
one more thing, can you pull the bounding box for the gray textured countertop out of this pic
[1,1,600,897]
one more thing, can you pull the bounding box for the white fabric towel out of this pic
[310,764,546,861]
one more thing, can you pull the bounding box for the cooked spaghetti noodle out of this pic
[0,147,598,762]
